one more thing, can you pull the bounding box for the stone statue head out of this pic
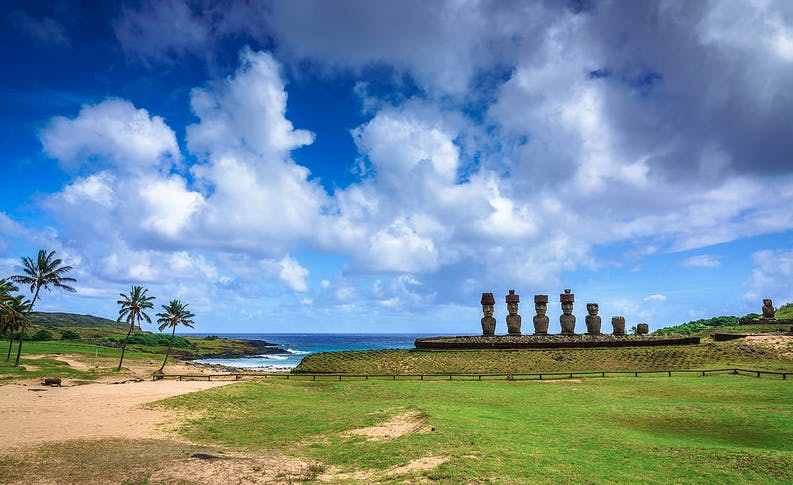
[560,289,574,315]
[534,294,548,316]
[480,292,495,316]
[587,303,599,315]
[763,299,773,307]
[506,290,520,315]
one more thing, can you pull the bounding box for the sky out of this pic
[1,0,793,335]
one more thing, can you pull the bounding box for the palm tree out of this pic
[9,250,76,366]
[155,300,195,373]
[1,295,30,362]
[0,278,18,361]
[116,285,155,371]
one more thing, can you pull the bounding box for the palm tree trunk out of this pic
[117,314,136,372]
[6,335,13,361]
[15,286,40,367]
[13,320,26,367]
[158,325,176,373]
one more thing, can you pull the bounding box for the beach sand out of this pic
[0,379,233,449]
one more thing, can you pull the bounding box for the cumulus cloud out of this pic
[41,99,180,173]
[743,249,793,304]
[643,294,667,302]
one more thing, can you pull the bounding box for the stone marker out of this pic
[585,303,602,335]
[762,299,776,319]
[636,323,649,335]
[505,290,522,335]
[560,289,576,334]
[533,294,549,334]
[480,292,496,336]
[611,316,626,336]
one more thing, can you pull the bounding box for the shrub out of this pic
[30,329,54,341]
[60,329,81,340]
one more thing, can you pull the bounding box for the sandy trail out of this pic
[0,380,233,449]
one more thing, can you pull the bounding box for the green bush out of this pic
[30,329,55,341]
[60,329,81,340]
[654,315,740,335]
[106,332,191,348]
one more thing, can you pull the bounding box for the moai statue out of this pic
[533,294,549,335]
[636,323,649,335]
[611,316,626,336]
[762,299,776,320]
[505,290,522,335]
[560,289,576,335]
[480,293,496,336]
[585,303,602,335]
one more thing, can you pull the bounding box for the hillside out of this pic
[28,312,127,330]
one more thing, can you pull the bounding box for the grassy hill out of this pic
[28,312,126,329]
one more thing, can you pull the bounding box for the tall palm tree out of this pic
[116,285,155,371]
[1,295,30,362]
[0,279,19,361]
[155,300,195,373]
[9,250,76,366]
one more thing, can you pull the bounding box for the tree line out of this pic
[0,249,195,373]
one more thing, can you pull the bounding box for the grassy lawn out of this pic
[0,340,164,382]
[154,374,793,483]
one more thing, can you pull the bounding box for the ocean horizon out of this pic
[186,332,460,371]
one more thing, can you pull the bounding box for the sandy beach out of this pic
[0,379,233,449]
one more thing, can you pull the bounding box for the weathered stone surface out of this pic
[560,289,576,334]
[505,290,521,335]
[533,294,549,335]
[585,303,602,334]
[636,323,649,335]
[611,316,626,335]
[480,292,496,305]
[762,299,776,319]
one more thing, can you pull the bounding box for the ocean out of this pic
[187,333,442,371]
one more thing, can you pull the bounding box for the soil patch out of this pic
[743,335,793,358]
[346,409,430,441]
[0,379,233,449]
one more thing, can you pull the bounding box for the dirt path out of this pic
[0,380,233,449]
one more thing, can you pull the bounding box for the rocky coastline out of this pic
[177,338,290,360]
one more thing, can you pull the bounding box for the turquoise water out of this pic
[188,333,441,370]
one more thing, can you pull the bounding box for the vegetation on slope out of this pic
[295,339,793,375]
[27,312,127,329]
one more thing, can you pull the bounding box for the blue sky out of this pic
[2,1,793,334]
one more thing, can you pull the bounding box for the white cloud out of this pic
[643,294,667,302]
[743,249,793,304]
[680,254,721,268]
[41,98,180,173]
[277,256,309,292]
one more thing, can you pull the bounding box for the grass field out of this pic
[294,338,793,375]
[152,375,793,483]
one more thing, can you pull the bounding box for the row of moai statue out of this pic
[480,289,649,336]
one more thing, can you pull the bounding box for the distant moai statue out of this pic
[636,323,649,335]
[505,290,522,335]
[533,294,549,334]
[480,293,496,336]
[585,303,602,335]
[611,316,626,336]
[560,289,576,335]
[762,299,776,320]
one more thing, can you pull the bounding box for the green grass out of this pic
[294,339,793,375]
[777,302,793,320]
[154,375,793,483]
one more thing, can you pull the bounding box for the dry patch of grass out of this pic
[743,335,793,359]
[0,438,319,484]
[345,409,431,441]
[319,455,448,482]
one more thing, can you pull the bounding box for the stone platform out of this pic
[414,334,700,350]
